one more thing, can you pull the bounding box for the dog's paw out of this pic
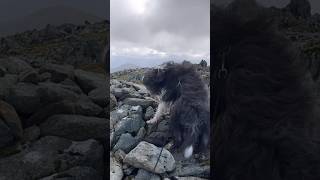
[147,117,159,124]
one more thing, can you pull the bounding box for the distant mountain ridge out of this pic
[0,5,103,37]
[111,64,141,73]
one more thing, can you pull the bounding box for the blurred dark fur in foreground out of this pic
[212,0,320,179]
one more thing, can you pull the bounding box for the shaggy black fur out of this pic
[143,61,210,155]
[212,1,320,180]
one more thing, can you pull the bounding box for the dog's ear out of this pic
[154,68,165,82]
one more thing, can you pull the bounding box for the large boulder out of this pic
[88,86,108,107]
[0,100,23,144]
[113,133,140,153]
[27,98,103,126]
[39,166,102,180]
[123,98,157,109]
[18,69,39,84]
[75,69,106,94]
[40,115,107,141]
[38,82,80,105]
[0,136,104,180]
[110,154,124,180]
[39,63,74,83]
[5,83,41,115]
[0,57,32,74]
[0,119,15,148]
[124,141,175,174]
[0,74,17,100]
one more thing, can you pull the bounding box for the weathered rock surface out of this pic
[0,136,104,180]
[0,74,17,100]
[0,57,33,74]
[123,97,156,109]
[124,141,175,174]
[40,166,103,180]
[0,100,23,141]
[5,82,41,115]
[75,69,106,94]
[113,133,140,153]
[110,154,124,180]
[88,86,108,107]
[135,169,161,180]
[39,63,74,83]
[27,98,103,126]
[40,115,107,141]
[18,69,39,84]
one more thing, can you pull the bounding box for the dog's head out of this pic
[143,61,193,95]
[142,67,166,95]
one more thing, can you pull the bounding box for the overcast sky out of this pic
[110,0,210,69]
[0,0,108,22]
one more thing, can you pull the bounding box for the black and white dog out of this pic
[143,61,210,158]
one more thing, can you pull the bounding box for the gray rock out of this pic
[123,98,156,109]
[75,69,106,94]
[135,169,161,180]
[39,63,74,83]
[38,72,51,82]
[110,108,128,130]
[0,136,104,180]
[88,86,108,107]
[111,87,141,100]
[124,141,175,174]
[6,82,41,115]
[144,132,172,147]
[0,57,32,74]
[60,78,84,94]
[122,164,135,176]
[18,69,38,84]
[0,100,23,140]
[110,93,117,110]
[144,106,155,120]
[27,98,103,126]
[0,136,71,180]
[114,149,126,162]
[0,74,17,100]
[23,125,40,142]
[0,66,6,77]
[0,119,14,148]
[113,133,140,153]
[130,105,143,116]
[169,162,210,178]
[136,127,147,140]
[40,115,107,141]
[114,116,145,137]
[110,79,122,87]
[110,154,124,180]
[39,166,102,180]
[63,139,104,173]
[38,82,80,104]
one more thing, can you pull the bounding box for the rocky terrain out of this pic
[109,62,210,180]
[0,20,108,179]
[0,20,109,67]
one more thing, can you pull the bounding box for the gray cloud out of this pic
[111,0,210,68]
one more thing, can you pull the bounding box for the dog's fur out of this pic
[212,1,320,179]
[143,61,210,158]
